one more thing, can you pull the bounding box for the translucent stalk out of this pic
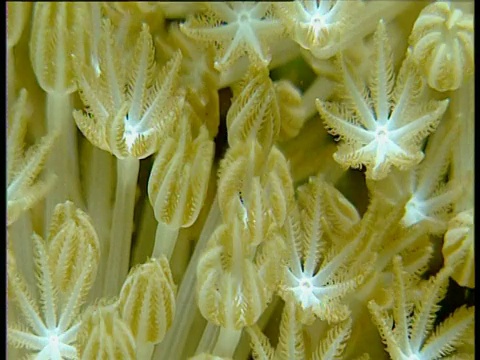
[301,76,335,121]
[153,196,221,360]
[44,93,83,235]
[195,322,219,356]
[152,221,179,260]
[219,39,300,88]
[451,79,473,212]
[136,343,154,360]
[7,47,15,109]
[83,145,114,302]
[212,327,243,358]
[270,39,302,69]
[103,157,140,297]
[132,196,157,266]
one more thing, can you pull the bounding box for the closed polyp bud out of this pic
[410,2,473,92]
[29,3,81,94]
[118,256,177,344]
[47,201,100,292]
[77,302,136,360]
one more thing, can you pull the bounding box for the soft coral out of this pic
[316,20,448,180]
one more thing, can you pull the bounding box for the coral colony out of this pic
[7,2,474,360]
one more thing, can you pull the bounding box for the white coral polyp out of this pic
[123,117,156,155]
[289,274,320,310]
[402,196,427,228]
[307,14,329,44]
[375,125,389,143]
[406,354,421,360]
